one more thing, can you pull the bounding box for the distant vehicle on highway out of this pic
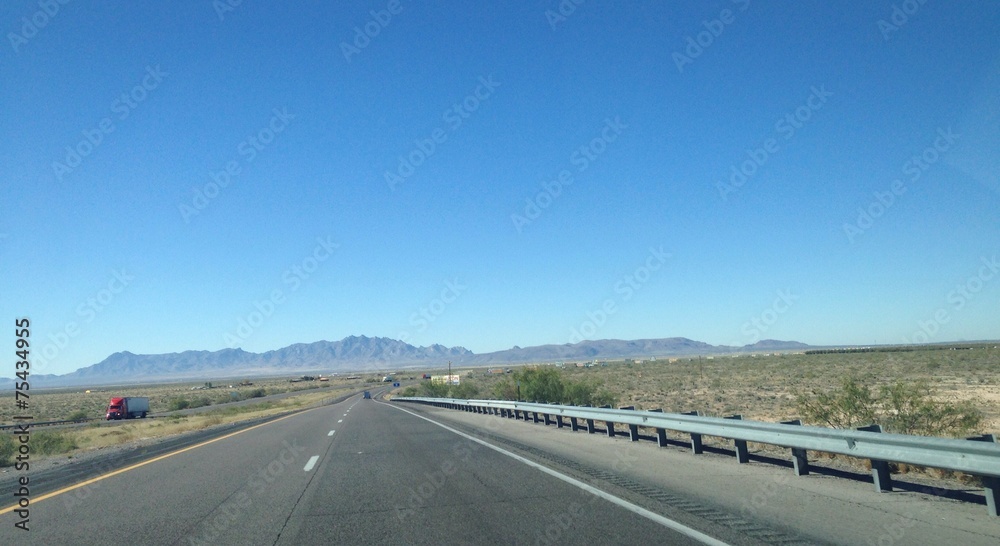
[363,391,371,399]
[105,396,149,420]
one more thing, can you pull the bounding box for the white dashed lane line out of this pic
[304,456,319,472]
[328,430,335,436]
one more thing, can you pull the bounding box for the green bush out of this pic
[796,376,982,437]
[492,368,617,406]
[246,388,266,399]
[168,398,191,411]
[418,381,451,398]
[0,434,15,467]
[449,382,480,399]
[189,397,213,409]
[399,386,418,397]
[66,410,90,421]
[31,430,78,456]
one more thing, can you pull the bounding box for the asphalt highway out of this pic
[0,394,728,545]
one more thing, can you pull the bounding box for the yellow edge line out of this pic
[0,408,313,515]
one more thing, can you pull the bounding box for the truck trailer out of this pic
[105,397,150,420]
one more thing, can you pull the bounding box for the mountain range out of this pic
[2,335,811,388]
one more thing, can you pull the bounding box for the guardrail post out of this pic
[725,415,749,463]
[857,424,892,492]
[683,411,703,454]
[968,434,999,516]
[570,416,580,431]
[619,406,639,441]
[532,411,540,424]
[781,419,809,475]
[602,405,616,437]
[983,477,999,517]
[649,409,668,447]
[544,413,553,426]
[556,415,565,428]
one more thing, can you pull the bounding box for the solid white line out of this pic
[303,455,319,472]
[387,403,732,546]
[328,430,335,436]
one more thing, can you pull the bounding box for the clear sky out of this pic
[2,1,998,376]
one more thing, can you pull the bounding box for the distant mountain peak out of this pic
[12,335,813,388]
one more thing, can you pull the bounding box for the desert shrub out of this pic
[0,435,15,467]
[168,398,190,411]
[66,410,90,421]
[492,379,518,400]
[246,388,266,399]
[399,386,418,397]
[878,381,982,436]
[796,376,982,437]
[563,380,616,407]
[492,368,617,406]
[189,397,213,409]
[449,382,479,399]
[418,381,451,398]
[31,430,78,455]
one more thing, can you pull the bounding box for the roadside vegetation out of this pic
[398,367,616,407]
[0,387,353,467]
[795,376,982,437]
[394,344,998,439]
[0,377,347,424]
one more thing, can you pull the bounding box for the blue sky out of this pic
[2,1,998,375]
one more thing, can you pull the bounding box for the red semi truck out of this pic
[105,397,150,420]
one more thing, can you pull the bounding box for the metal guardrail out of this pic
[0,415,167,431]
[1,417,103,430]
[394,396,1000,516]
